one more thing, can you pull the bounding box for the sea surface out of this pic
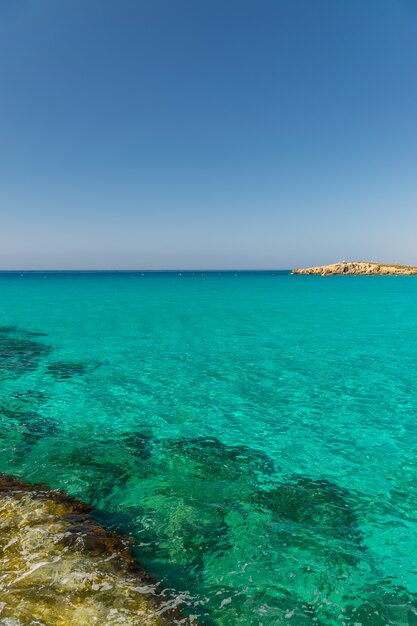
[1,271,417,625]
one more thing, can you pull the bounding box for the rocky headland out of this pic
[0,474,189,626]
[292,261,417,276]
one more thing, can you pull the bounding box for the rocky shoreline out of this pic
[0,474,189,626]
[292,261,417,275]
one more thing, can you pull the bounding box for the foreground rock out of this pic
[0,474,188,626]
[292,261,417,275]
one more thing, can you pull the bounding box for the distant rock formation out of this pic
[292,261,417,275]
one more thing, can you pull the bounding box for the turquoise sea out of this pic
[1,271,417,625]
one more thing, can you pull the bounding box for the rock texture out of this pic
[0,474,188,626]
[292,261,417,276]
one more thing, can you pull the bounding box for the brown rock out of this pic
[0,474,193,625]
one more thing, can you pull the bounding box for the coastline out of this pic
[0,474,189,626]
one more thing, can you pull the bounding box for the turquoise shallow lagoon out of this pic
[1,271,417,625]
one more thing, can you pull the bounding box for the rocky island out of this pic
[292,261,417,276]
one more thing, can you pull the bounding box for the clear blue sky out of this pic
[1,0,416,269]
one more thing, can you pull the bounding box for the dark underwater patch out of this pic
[120,430,154,460]
[11,389,49,404]
[0,404,60,447]
[0,325,48,337]
[0,325,19,334]
[257,476,360,538]
[46,361,87,380]
[342,585,417,626]
[0,327,52,379]
[47,440,143,507]
[128,436,277,571]
[162,436,275,482]
[253,475,364,575]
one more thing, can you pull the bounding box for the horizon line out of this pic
[0,268,293,273]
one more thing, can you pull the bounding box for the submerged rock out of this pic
[126,437,275,573]
[46,361,87,380]
[0,327,52,379]
[0,404,60,450]
[11,389,50,404]
[163,436,274,482]
[254,476,364,573]
[0,474,189,625]
[0,326,48,338]
[122,430,155,460]
[258,476,361,541]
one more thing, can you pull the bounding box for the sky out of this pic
[0,0,416,270]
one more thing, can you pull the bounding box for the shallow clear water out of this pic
[1,271,417,625]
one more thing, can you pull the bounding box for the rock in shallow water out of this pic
[163,436,274,482]
[0,328,52,379]
[46,361,87,380]
[257,476,362,541]
[0,475,189,626]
